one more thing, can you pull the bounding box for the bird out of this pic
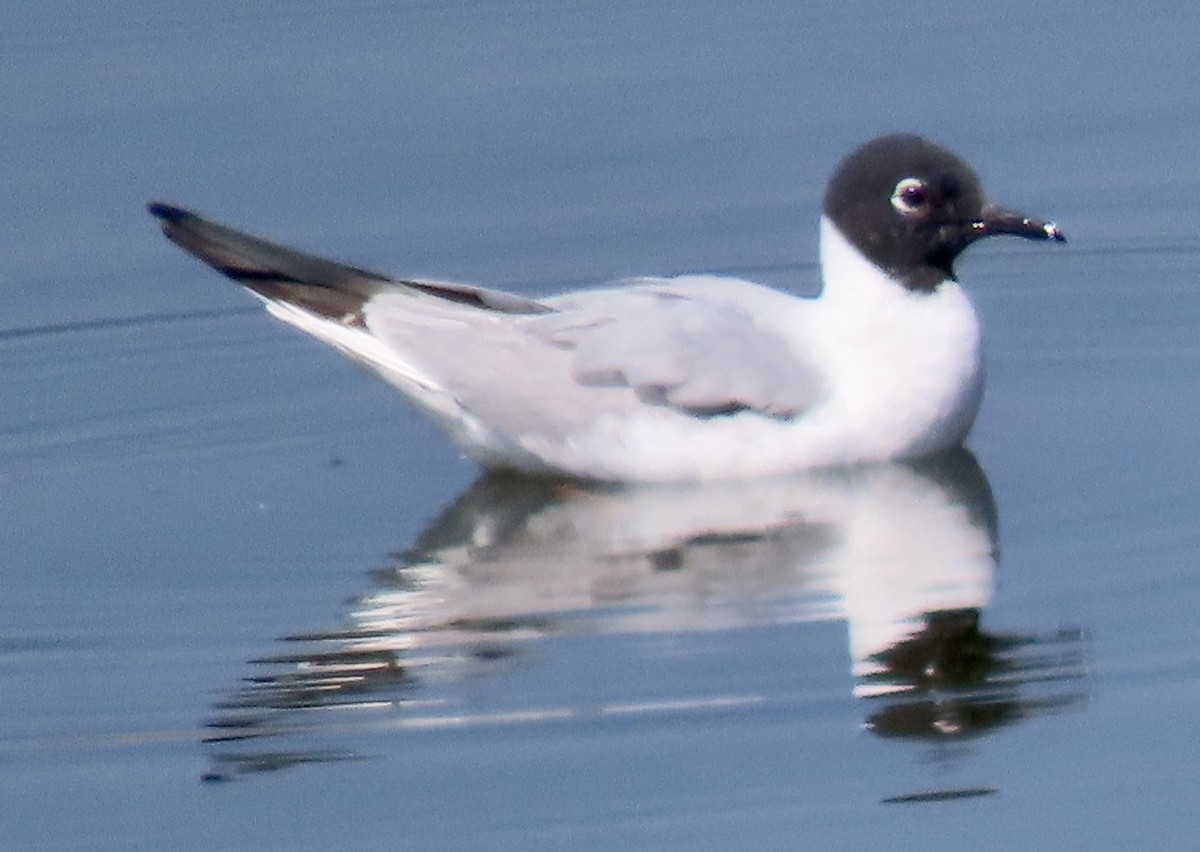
[149,133,1064,482]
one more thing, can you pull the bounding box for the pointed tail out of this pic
[148,202,388,321]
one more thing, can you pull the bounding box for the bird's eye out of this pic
[890,178,928,215]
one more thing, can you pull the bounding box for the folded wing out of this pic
[150,204,826,468]
[529,284,824,419]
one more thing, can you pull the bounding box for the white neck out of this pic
[818,215,921,303]
[808,216,985,460]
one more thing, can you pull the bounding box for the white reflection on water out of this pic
[204,450,1085,781]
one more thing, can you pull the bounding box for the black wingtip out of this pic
[147,201,190,224]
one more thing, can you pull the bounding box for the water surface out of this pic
[4,2,1200,849]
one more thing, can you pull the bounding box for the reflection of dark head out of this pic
[862,610,1085,741]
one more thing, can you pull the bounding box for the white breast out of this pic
[796,217,984,464]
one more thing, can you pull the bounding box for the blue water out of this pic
[4,2,1200,849]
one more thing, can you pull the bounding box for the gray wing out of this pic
[528,283,826,420]
[150,202,825,430]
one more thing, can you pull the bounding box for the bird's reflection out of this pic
[203,450,1085,781]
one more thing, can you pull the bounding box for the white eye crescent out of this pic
[890,177,928,215]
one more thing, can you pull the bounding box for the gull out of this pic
[149,133,1064,481]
